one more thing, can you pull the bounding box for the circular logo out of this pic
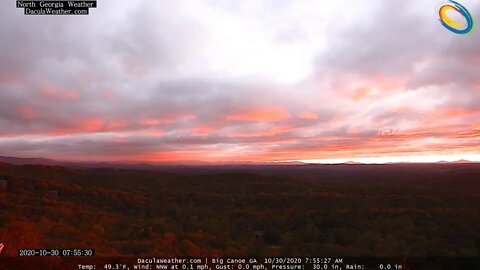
[437,0,475,35]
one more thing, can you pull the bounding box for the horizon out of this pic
[1,0,480,163]
[1,154,479,166]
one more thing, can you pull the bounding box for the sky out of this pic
[1,0,480,164]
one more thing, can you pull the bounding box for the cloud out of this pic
[0,0,479,163]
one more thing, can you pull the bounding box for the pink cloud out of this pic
[40,84,81,101]
[191,125,219,136]
[228,125,295,138]
[140,114,195,127]
[15,106,38,120]
[298,111,319,120]
[225,107,290,122]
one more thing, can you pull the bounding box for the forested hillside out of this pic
[0,163,479,258]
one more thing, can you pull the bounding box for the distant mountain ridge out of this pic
[0,156,63,166]
[436,159,475,164]
[0,155,478,169]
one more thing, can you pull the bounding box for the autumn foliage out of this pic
[0,162,479,263]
